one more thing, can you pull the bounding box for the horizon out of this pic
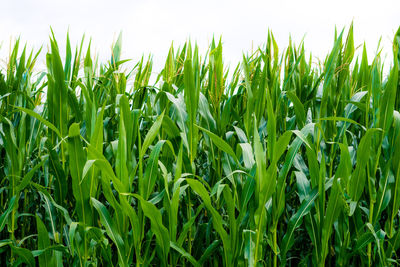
[1,0,399,75]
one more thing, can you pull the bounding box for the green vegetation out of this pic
[1,25,400,266]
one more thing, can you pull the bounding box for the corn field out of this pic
[1,25,400,266]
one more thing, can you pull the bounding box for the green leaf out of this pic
[36,215,53,267]
[91,198,127,267]
[141,140,167,199]
[140,111,164,157]
[244,230,256,267]
[281,188,318,265]
[11,245,35,267]
[16,156,47,193]
[133,194,170,262]
[68,123,91,225]
[287,91,305,128]
[14,106,62,138]
[196,124,239,164]
[379,61,398,134]
[321,178,344,262]
[349,128,380,202]
[186,179,231,263]
[198,240,221,264]
[239,143,255,169]
[170,241,201,267]
[0,196,17,232]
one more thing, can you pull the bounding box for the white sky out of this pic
[0,0,399,74]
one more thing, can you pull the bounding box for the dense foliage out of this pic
[1,25,400,266]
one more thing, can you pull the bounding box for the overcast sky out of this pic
[0,0,399,73]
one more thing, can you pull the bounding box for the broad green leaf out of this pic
[133,194,170,262]
[170,241,201,267]
[379,61,398,133]
[186,179,231,263]
[11,245,35,267]
[140,111,164,157]
[68,123,91,225]
[36,215,53,267]
[14,106,62,138]
[91,198,127,267]
[349,128,380,201]
[196,124,239,164]
[321,178,344,263]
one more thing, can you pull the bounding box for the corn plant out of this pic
[1,25,400,266]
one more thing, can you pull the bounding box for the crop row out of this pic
[1,25,400,266]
